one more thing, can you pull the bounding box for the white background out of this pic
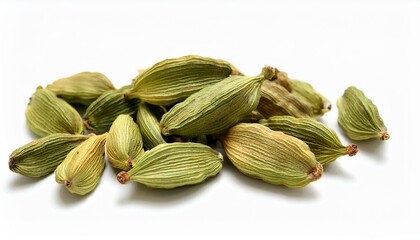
[0,0,419,239]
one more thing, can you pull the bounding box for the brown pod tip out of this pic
[8,158,16,170]
[117,171,130,184]
[346,144,359,157]
[64,180,72,187]
[309,162,323,182]
[127,158,133,168]
[123,90,132,100]
[83,119,94,131]
[161,127,170,136]
[380,131,390,141]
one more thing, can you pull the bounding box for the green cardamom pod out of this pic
[160,66,276,137]
[106,115,144,170]
[9,133,91,177]
[46,72,115,106]
[222,123,322,188]
[337,86,389,141]
[26,87,84,137]
[290,79,331,116]
[55,134,107,195]
[257,80,314,119]
[124,55,240,106]
[260,116,358,165]
[136,102,166,150]
[117,142,223,189]
[84,87,140,134]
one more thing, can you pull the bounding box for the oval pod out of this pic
[222,123,322,188]
[117,142,223,189]
[106,115,144,170]
[55,134,107,195]
[136,102,166,150]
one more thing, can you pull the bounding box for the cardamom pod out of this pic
[117,142,223,189]
[26,87,84,137]
[260,116,358,165]
[46,72,115,106]
[337,86,389,141]
[9,134,91,177]
[106,115,144,170]
[84,87,140,134]
[290,79,331,116]
[222,123,322,188]
[270,68,292,92]
[257,80,314,119]
[55,134,107,195]
[160,66,276,137]
[124,55,240,106]
[136,102,166,150]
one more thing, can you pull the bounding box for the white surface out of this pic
[0,0,419,239]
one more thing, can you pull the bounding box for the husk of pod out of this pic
[260,116,358,165]
[46,72,115,106]
[222,123,322,188]
[160,66,276,137]
[117,142,223,189]
[9,134,91,177]
[337,86,389,141]
[25,87,84,137]
[290,79,331,116]
[124,55,241,106]
[55,134,107,195]
[136,102,166,150]
[106,115,144,171]
[84,86,140,134]
[257,80,314,119]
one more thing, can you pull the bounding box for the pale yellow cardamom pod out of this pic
[223,123,322,188]
[55,134,107,195]
[106,115,144,170]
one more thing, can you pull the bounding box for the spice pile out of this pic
[8,55,389,195]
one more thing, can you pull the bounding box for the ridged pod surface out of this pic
[9,134,90,177]
[290,79,331,116]
[136,102,166,150]
[257,81,314,119]
[46,72,115,106]
[106,115,144,170]
[124,55,240,106]
[84,87,140,134]
[337,86,389,141]
[160,66,276,137]
[222,123,322,188]
[117,142,223,189]
[25,87,84,137]
[260,116,358,165]
[55,134,107,195]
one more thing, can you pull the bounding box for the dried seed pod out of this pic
[337,86,389,141]
[117,142,223,189]
[222,123,322,188]
[160,66,276,137]
[55,134,107,195]
[124,55,240,106]
[290,79,331,116]
[26,87,84,137]
[271,68,292,92]
[260,116,358,165]
[9,134,91,177]
[257,80,314,119]
[136,102,166,150]
[106,115,144,170]
[46,72,115,106]
[84,87,140,134]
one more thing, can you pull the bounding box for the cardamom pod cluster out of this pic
[9,54,388,198]
[337,86,389,141]
[260,116,358,165]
